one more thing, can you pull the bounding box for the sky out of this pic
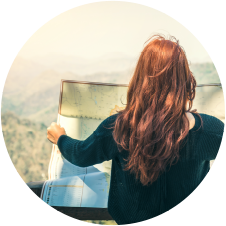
[18,1,211,63]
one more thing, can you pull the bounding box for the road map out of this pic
[41,81,127,207]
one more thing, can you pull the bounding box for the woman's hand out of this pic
[47,122,66,144]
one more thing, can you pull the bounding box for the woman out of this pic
[47,35,224,224]
[107,35,203,185]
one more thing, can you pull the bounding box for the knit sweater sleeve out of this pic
[57,114,119,167]
[198,114,225,160]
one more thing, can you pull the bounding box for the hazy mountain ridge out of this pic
[1,59,220,126]
[190,63,220,84]
[4,55,220,98]
[1,111,52,183]
[2,66,133,126]
[29,53,138,75]
[1,55,221,185]
[3,56,48,95]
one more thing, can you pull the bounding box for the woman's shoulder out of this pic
[192,112,225,135]
[94,113,119,137]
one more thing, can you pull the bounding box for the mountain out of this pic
[1,111,52,183]
[0,58,222,194]
[3,56,48,95]
[1,68,132,126]
[2,59,220,120]
[29,53,138,75]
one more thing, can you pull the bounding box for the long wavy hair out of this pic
[113,35,202,186]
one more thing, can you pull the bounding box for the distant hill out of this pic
[190,63,220,84]
[29,53,137,75]
[1,111,52,183]
[2,61,220,127]
[0,59,222,186]
[2,68,132,126]
[3,56,47,95]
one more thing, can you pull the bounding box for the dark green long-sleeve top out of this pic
[57,112,224,225]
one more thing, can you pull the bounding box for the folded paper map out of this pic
[41,80,127,207]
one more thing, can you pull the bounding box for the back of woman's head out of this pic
[113,34,198,185]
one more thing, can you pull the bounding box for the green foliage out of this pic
[1,111,52,183]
